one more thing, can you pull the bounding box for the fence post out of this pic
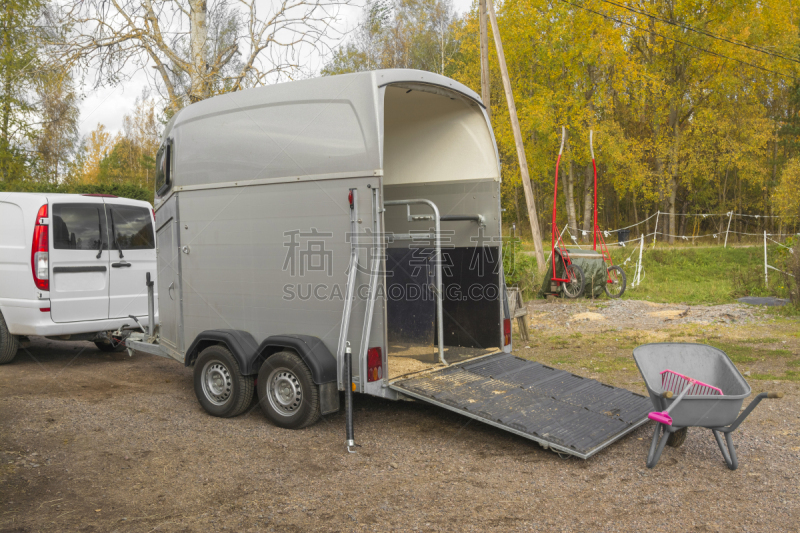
[764,230,768,287]
[634,233,644,288]
[652,211,659,248]
[724,211,733,248]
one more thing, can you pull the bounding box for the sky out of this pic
[77,0,476,139]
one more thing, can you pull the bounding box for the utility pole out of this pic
[486,0,545,273]
[479,0,491,119]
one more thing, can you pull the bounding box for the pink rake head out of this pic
[647,369,723,426]
[659,369,723,397]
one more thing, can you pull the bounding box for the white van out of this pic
[0,192,158,363]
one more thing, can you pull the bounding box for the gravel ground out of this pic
[527,298,761,332]
[1,312,799,532]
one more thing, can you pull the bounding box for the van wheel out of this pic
[0,313,19,364]
[193,346,254,418]
[94,340,126,352]
[257,351,320,429]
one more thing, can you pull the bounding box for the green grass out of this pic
[750,371,800,382]
[521,242,796,306]
[613,246,781,305]
[704,340,793,363]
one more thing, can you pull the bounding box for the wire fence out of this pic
[556,210,799,249]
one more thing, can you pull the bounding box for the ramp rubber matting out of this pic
[390,352,652,459]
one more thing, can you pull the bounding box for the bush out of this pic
[0,180,152,204]
[503,238,538,300]
[780,237,799,308]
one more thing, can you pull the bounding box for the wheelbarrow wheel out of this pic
[604,265,626,299]
[561,264,585,299]
[667,427,687,448]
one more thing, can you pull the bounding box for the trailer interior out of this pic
[381,84,505,379]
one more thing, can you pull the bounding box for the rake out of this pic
[647,369,723,426]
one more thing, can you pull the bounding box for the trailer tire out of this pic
[194,345,254,418]
[667,427,687,448]
[0,313,19,365]
[603,265,626,299]
[257,350,320,429]
[561,264,585,299]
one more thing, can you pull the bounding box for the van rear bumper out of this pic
[0,300,156,337]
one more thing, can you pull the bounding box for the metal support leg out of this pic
[146,272,155,340]
[646,423,671,469]
[344,343,356,453]
[713,430,738,470]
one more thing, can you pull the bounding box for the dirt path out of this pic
[1,308,799,532]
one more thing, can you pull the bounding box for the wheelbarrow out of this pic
[633,343,784,470]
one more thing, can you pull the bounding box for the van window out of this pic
[109,205,155,250]
[52,204,107,250]
[155,140,171,196]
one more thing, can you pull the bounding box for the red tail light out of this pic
[367,347,382,382]
[31,204,49,291]
[503,319,511,346]
[348,190,354,209]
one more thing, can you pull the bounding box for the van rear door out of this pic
[106,201,157,319]
[49,197,111,323]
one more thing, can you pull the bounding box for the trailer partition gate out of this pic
[390,352,652,459]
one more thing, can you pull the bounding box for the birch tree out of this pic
[58,0,354,113]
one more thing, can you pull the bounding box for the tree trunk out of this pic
[479,0,490,120]
[667,114,680,245]
[486,1,545,272]
[582,163,593,242]
[563,132,578,243]
[189,0,209,103]
[677,199,688,237]
[632,193,639,237]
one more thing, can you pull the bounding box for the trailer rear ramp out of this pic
[390,352,652,459]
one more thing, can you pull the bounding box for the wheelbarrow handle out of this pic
[715,392,784,434]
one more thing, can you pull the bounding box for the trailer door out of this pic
[390,352,652,459]
[154,198,181,352]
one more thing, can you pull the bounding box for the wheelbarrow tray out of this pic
[633,343,751,428]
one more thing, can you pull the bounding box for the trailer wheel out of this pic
[667,427,688,448]
[0,313,19,365]
[257,351,320,429]
[604,266,626,299]
[193,345,254,418]
[561,264,585,299]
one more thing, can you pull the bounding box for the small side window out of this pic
[108,205,155,250]
[155,138,172,196]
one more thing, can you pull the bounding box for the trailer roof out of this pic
[162,70,496,195]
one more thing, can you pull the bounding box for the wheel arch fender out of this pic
[255,334,337,385]
[185,330,259,375]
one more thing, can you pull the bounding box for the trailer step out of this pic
[389,352,652,459]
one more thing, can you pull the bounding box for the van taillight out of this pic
[503,319,511,346]
[367,347,382,382]
[31,204,49,291]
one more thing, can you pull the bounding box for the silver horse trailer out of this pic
[128,69,651,458]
